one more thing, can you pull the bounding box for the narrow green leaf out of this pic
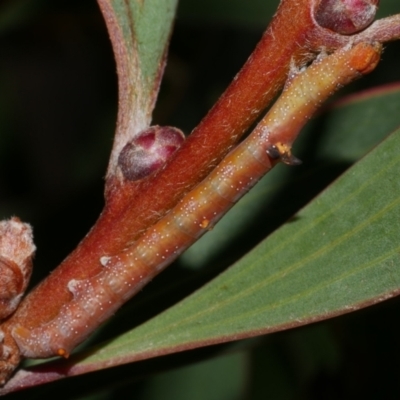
[110,0,177,98]
[82,128,400,367]
[7,125,399,393]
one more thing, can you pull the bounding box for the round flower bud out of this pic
[118,126,185,181]
[315,0,379,35]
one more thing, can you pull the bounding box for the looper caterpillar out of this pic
[6,42,381,361]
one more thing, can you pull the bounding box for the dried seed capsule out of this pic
[0,257,24,320]
[0,218,35,385]
[0,218,35,320]
[314,0,379,35]
[118,126,185,181]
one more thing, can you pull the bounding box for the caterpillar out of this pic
[11,42,381,360]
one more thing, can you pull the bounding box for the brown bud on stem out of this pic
[118,126,185,181]
[315,0,379,35]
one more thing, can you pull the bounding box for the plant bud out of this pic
[0,218,35,320]
[118,126,185,181]
[315,0,379,35]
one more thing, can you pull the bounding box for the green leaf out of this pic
[83,126,400,362]
[110,0,177,100]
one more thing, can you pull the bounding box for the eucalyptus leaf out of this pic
[110,0,177,97]
[83,126,400,366]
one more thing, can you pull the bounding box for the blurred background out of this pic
[1,0,400,398]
